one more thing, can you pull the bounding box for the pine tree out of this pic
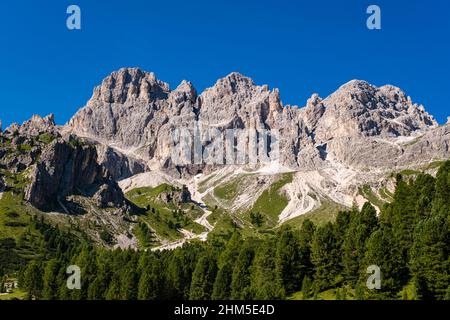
[342,204,377,286]
[42,259,60,300]
[275,226,302,294]
[88,275,107,300]
[217,232,242,269]
[22,261,43,300]
[189,254,217,300]
[311,223,340,290]
[141,255,162,300]
[432,161,450,215]
[105,275,121,300]
[165,246,201,299]
[301,276,312,299]
[73,245,97,300]
[364,227,405,299]
[360,202,378,231]
[230,242,255,299]
[410,213,449,300]
[138,269,160,300]
[212,263,233,300]
[297,219,315,279]
[252,240,284,300]
[386,176,418,267]
[120,264,139,300]
[413,173,435,219]
[334,210,352,250]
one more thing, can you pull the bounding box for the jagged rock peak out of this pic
[17,114,57,137]
[337,79,374,91]
[329,79,435,118]
[313,79,438,141]
[306,93,323,108]
[299,94,325,130]
[198,72,282,127]
[208,72,264,94]
[169,80,197,104]
[89,67,170,105]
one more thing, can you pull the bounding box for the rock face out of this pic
[312,80,436,142]
[0,126,53,175]
[198,72,279,129]
[157,185,191,205]
[93,180,127,208]
[94,143,148,181]
[25,138,127,210]
[66,68,444,174]
[68,68,198,170]
[19,114,58,137]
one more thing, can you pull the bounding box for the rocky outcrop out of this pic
[93,180,127,208]
[25,138,127,210]
[95,143,148,181]
[198,72,279,129]
[25,139,99,209]
[19,114,58,137]
[312,80,437,143]
[67,68,172,148]
[157,185,191,205]
[0,133,46,174]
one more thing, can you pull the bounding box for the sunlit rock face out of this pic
[66,68,444,174]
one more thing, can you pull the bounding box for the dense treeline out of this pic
[18,162,450,300]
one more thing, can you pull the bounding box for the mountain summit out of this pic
[66,68,440,172]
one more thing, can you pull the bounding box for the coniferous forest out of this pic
[4,162,450,301]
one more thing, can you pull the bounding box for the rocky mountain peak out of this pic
[312,79,438,142]
[299,93,325,130]
[198,72,278,127]
[169,80,197,105]
[18,114,57,137]
[216,72,257,93]
[89,67,170,105]
[338,79,374,92]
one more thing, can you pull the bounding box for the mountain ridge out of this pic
[64,68,442,171]
[1,67,449,249]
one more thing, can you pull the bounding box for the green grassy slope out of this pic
[125,185,206,248]
[245,173,293,227]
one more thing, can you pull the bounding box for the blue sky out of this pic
[0,0,449,127]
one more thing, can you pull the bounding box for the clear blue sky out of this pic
[0,0,449,127]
